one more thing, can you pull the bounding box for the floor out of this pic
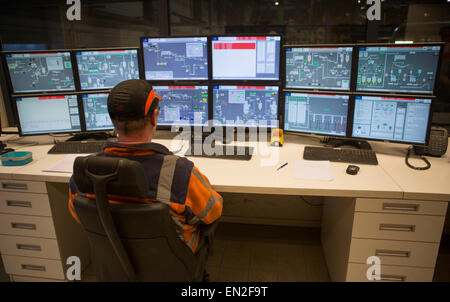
[80,223,330,282]
[0,255,8,282]
[432,234,450,282]
[205,223,329,282]
[0,223,449,282]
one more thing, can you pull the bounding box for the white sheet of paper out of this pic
[42,154,89,173]
[294,160,334,181]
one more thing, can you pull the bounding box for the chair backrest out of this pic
[72,155,197,281]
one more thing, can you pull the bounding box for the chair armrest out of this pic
[199,219,220,237]
[195,220,220,257]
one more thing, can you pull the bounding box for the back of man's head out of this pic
[107,79,162,135]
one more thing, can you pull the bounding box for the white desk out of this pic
[371,141,450,201]
[0,134,449,282]
[2,136,403,198]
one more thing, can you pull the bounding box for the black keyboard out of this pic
[48,141,106,154]
[303,146,378,165]
[185,145,254,161]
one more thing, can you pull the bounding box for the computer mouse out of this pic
[346,165,360,175]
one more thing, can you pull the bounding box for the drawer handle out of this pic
[379,224,415,232]
[2,183,28,190]
[21,264,46,272]
[17,244,42,252]
[6,200,32,208]
[382,203,419,212]
[11,222,37,230]
[380,274,405,282]
[375,249,410,258]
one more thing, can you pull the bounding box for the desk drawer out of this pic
[355,198,448,216]
[346,263,434,282]
[0,214,56,239]
[0,180,47,194]
[0,235,60,260]
[348,238,439,268]
[11,275,64,282]
[0,192,51,216]
[2,255,64,280]
[352,212,445,243]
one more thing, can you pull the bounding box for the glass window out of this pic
[0,0,449,126]
[0,1,160,50]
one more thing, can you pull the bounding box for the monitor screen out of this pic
[76,49,139,90]
[212,36,281,80]
[82,93,114,131]
[5,52,75,93]
[351,95,432,144]
[16,95,81,135]
[212,85,279,127]
[152,86,208,126]
[356,45,441,94]
[2,44,47,51]
[285,46,353,91]
[284,92,348,137]
[141,37,208,80]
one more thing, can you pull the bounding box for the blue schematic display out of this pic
[142,37,208,80]
[356,45,441,94]
[153,86,208,126]
[82,93,114,131]
[285,47,353,91]
[284,93,348,136]
[76,49,139,90]
[212,86,279,127]
[5,52,75,93]
[351,95,432,144]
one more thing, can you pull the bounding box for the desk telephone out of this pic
[414,127,448,157]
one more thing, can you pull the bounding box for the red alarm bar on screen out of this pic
[213,43,256,50]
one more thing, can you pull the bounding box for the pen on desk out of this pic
[276,162,288,171]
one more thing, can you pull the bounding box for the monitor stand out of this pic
[0,141,15,155]
[185,131,211,155]
[153,129,180,140]
[66,131,116,142]
[190,131,214,146]
[324,138,372,150]
[201,127,234,145]
[187,127,265,147]
[211,127,267,144]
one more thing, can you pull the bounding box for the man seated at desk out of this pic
[67,79,223,253]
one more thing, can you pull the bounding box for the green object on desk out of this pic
[0,151,33,166]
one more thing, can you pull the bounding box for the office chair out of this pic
[72,155,218,282]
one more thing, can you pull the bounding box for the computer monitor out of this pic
[212,36,281,81]
[351,95,432,145]
[5,51,75,94]
[284,92,349,137]
[356,44,442,95]
[82,93,114,131]
[285,46,353,91]
[2,44,47,51]
[15,95,81,135]
[152,86,208,126]
[76,49,139,90]
[141,37,208,80]
[212,85,279,127]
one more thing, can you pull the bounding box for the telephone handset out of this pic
[413,127,448,157]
